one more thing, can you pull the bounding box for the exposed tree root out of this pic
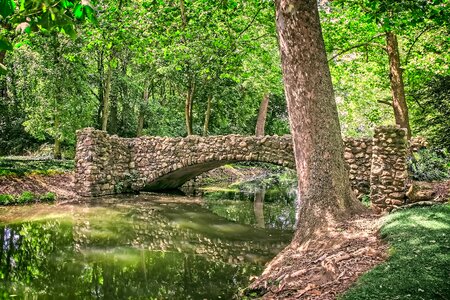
[244,214,387,299]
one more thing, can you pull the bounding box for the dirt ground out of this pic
[245,213,388,299]
[0,172,78,200]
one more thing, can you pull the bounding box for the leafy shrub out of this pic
[361,194,371,208]
[409,148,450,181]
[0,158,74,177]
[410,75,450,150]
[0,169,16,176]
[17,191,36,204]
[114,171,140,193]
[39,192,56,202]
[0,194,14,205]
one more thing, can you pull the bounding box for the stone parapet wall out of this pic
[75,129,133,196]
[75,126,409,212]
[370,126,408,213]
[343,138,373,200]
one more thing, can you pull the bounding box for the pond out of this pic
[0,184,296,299]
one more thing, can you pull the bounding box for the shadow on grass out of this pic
[341,204,450,300]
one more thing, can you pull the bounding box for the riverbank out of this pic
[0,172,77,201]
[1,159,449,299]
[0,162,290,201]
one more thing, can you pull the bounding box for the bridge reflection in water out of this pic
[0,193,294,299]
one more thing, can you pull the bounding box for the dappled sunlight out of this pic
[342,204,450,300]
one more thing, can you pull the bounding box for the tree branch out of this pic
[236,6,262,40]
[328,33,386,62]
[377,99,392,106]
[404,25,434,66]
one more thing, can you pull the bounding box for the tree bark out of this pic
[137,85,149,137]
[255,93,270,136]
[53,113,62,159]
[386,31,411,139]
[202,94,212,136]
[185,81,195,136]
[96,50,104,129]
[109,93,118,134]
[180,0,187,28]
[275,0,364,245]
[101,63,113,131]
[0,51,7,100]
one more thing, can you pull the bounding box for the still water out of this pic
[0,187,296,299]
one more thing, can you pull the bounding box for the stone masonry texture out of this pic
[75,125,408,211]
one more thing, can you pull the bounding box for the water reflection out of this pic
[192,183,297,231]
[0,194,293,299]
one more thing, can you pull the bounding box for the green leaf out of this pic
[0,0,16,18]
[61,25,77,39]
[84,6,97,24]
[0,63,7,75]
[0,37,13,51]
[61,0,74,9]
[73,4,84,19]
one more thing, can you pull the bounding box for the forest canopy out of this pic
[0,0,448,157]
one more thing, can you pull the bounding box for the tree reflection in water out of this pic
[0,194,293,299]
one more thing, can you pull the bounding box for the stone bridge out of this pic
[75,126,408,212]
[75,129,295,194]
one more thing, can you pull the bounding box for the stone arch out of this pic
[143,159,294,191]
[75,129,294,195]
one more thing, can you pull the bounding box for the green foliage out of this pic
[0,193,14,205]
[1,0,289,154]
[361,195,371,208]
[39,192,56,202]
[17,191,36,203]
[341,204,450,300]
[0,0,16,18]
[409,148,450,181]
[114,171,140,193]
[321,0,449,137]
[0,191,56,205]
[410,75,450,150]
[0,157,74,177]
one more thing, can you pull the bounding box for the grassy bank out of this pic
[341,204,450,300]
[0,191,56,205]
[0,157,74,177]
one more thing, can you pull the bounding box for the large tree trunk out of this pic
[202,94,212,136]
[245,2,367,295]
[275,0,364,245]
[184,82,195,136]
[386,31,411,139]
[255,93,270,136]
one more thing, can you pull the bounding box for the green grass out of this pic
[0,157,74,177]
[0,192,56,205]
[341,204,450,300]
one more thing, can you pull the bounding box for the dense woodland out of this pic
[0,0,448,158]
[1,1,450,299]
